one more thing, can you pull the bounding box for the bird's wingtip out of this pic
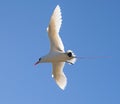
[52,74,67,90]
[56,5,60,9]
[60,86,66,90]
[56,4,60,7]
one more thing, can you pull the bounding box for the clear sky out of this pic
[0,0,120,104]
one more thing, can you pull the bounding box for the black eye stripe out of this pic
[39,58,41,61]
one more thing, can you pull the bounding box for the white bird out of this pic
[35,5,76,90]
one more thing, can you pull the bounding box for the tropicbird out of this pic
[35,5,76,90]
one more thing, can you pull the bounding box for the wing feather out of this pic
[47,5,64,52]
[52,62,67,90]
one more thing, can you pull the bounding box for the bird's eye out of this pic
[67,52,72,57]
[39,58,41,61]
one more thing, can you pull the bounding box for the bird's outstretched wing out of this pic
[47,5,64,52]
[52,62,67,90]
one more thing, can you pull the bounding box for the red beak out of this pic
[34,61,40,65]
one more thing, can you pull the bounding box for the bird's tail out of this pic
[77,56,111,59]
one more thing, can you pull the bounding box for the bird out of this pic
[35,5,77,90]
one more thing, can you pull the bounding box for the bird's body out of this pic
[35,5,76,90]
[40,51,75,63]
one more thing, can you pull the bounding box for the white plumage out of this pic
[47,5,64,52]
[35,5,76,90]
[52,62,67,90]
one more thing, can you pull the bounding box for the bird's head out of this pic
[34,58,42,65]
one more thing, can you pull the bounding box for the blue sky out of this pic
[0,0,120,104]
